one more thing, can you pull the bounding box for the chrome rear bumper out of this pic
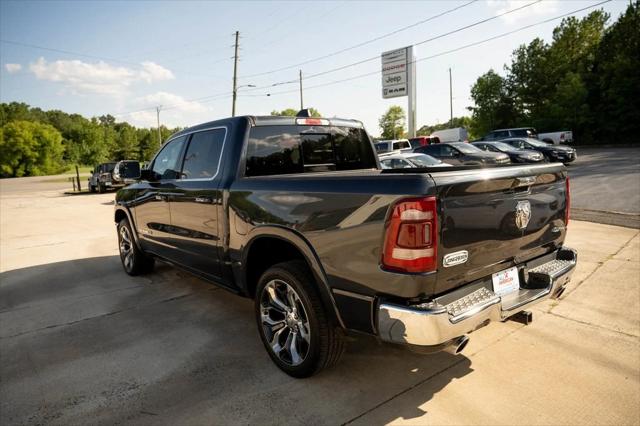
[377,248,577,347]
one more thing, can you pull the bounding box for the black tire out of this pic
[117,218,155,276]
[255,260,345,378]
[89,184,96,193]
[98,183,106,193]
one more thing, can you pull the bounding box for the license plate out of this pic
[492,266,520,296]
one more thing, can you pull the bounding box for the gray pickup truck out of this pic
[114,112,576,377]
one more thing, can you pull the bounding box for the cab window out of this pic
[151,136,186,180]
[181,129,226,179]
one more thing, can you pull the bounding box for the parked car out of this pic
[431,127,468,143]
[472,141,545,163]
[414,142,511,166]
[501,138,577,164]
[408,135,440,147]
[479,127,538,141]
[88,162,116,193]
[89,160,140,193]
[114,112,575,377]
[374,139,412,154]
[379,152,452,169]
[538,130,573,145]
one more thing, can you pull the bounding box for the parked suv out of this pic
[89,160,140,193]
[88,162,116,193]
[114,113,575,377]
[414,142,510,166]
[480,127,538,141]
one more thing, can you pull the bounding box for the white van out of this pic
[431,127,468,143]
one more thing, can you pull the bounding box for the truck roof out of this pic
[169,115,364,142]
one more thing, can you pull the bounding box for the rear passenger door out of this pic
[168,127,227,279]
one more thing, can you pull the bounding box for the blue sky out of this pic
[0,0,628,136]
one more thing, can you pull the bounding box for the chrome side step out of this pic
[444,287,499,324]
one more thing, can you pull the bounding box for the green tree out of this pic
[113,124,139,160]
[468,70,519,136]
[270,108,321,117]
[0,120,64,177]
[417,116,477,139]
[590,1,640,143]
[378,105,406,139]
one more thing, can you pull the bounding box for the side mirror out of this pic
[139,169,157,181]
[121,162,141,179]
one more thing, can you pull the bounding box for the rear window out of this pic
[393,140,410,150]
[245,125,377,177]
[374,142,389,152]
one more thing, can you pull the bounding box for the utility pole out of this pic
[449,67,453,125]
[156,106,162,145]
[231,31,239,117]
[299,69,304,110]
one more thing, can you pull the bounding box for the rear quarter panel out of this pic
[227,172,442,299]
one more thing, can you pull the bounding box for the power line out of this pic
[0,39,142,67]
[242,0,479,78]
[0,38,229,78]
[248,0,541,88]
[112,0,611,119]
[256,0,612,98]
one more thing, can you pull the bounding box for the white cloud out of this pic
[138,91,206,113]
[487,0,558,24]
[127,91,210,128]
[28,57,174,97]
[4,63,22,73]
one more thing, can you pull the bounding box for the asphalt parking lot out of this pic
[0,149,639,425]
[568,146,640,227]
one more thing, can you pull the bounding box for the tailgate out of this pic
[430,164,568,295]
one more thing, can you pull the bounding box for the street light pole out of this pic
[449,68,453,125]
[156,106,162,146]
[299,69,304,110]
[232,30,239,117]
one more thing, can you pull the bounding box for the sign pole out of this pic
[407,46,416,138]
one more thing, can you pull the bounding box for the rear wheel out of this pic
[117,218,154,275]
[98,183,106,193]
[255,260,344,378]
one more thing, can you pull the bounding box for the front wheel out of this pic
[255,261,344,378]
[117,218,155,275]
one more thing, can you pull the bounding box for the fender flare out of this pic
[114,205,143,250]
[240,225,346,329]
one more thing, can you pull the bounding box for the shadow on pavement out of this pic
[0,256,472,425]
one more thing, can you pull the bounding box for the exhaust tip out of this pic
[444,335,469,355]
[455,335,469,354]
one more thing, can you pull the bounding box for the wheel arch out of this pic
[240,226,345,329]
[114,206,142,250]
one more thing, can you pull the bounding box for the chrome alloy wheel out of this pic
[119,225,134,271]
[260,279,311,366]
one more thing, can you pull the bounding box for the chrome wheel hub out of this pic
[260,279,311,366]
[119,226,134,271]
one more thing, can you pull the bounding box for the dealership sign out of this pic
[381,47,410,99]
[381,45,417,137]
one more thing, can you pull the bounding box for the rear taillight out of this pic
[382,197,438,273]
[565,176,570,226]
